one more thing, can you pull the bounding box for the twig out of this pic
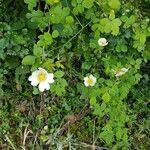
[47,119,69,149]
[49,20,92,52]
[22,124,33,150]
[5,135,16,150]
[40,92,45,114]
[73,142,110,150]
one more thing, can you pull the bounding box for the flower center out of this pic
[38,72,46,82]
[87,78,93,85]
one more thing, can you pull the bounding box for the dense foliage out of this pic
[0,0,150,149]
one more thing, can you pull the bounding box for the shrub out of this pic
[0,0,149,149]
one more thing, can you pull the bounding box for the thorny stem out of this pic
[40,92,45,114]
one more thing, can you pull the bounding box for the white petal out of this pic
[28,75,33,82]
[89,75,96,83]
[93,78,97,85]
[47,73,54,83]
[31,79,39,86]
[90,83,95,86]
[38,67,49,76]
[121,68,128,72]
[115,71,124,77]
[98,38,108,46]
[38,82,50,92]
[89,74,94,78]
[38,67,46,71]
[28,71,38,81]
[84,81,89,87]
[103,42,108,46]
[28,71,39,86]
[84,77,88,81]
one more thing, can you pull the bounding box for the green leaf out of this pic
[46,0,59,5]
[52,30,59,38]
[33,45,43,57]
[102,92,111,102]
[15,66,30,75]
[11,21,25,30]
[37,32,53,46]
[139,34,146,44]
[82,62,91,70]
[108,0,121,10]
[33,87,39,95]
[121,44,128,52]
[116,128,122,140]
[6,56,20,69]
[54,71,65,78]
[50,78,67,96]
[0,88,4,97]
[65,16,74,24]
[109,10,115,20]
[44,32,53,44]
[43,59,54,71]
[22,55,36,65]
[24,0,38,11]
[60,78,68,87]
[0,38,7,50]
[124,15,136,28]
[90,97,97,106]
[82,0,94,9]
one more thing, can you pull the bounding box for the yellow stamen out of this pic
[87,78,93,85]
[38,72,46,82]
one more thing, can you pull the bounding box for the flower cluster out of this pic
[28,38,129,92]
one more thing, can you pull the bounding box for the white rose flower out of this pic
[44,125,48,130]
[98,38,108,46]
[28,68,54,92]
[112,68,129,77]
[84,75,96,87]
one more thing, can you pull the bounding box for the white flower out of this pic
[28,68,54,92]
[125,9,130,12]
[84,75,96,87]
[112,68,129,77]
[44,125,48,130]
[98,38,108,46]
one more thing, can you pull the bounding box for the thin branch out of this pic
[5,135,16,150]
[50,20,92,52]
[73,142,110,150]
